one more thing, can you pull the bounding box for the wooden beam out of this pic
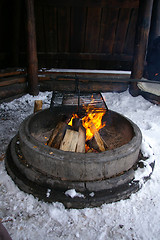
[0,69,25,78]
[0,76,26,87]
[11,0,21,67]
[149,0,160,43]
[39,78,128,93]
[37,0,139,8]
[26,0,39,95]
[130,0,153,96]
[35,52,133,61]
[0,83,27,100]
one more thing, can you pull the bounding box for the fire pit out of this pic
[5,94,154,208]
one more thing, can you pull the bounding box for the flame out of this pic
[68,114,79,126]
[82,108,106,140]
[68,106,106,141]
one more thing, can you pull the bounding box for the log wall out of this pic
[0,68,130,101]
[0,0,156,101]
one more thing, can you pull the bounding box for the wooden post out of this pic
[148,0,160,45]
[11,0,21,67]
[26,0,39,95]
[130,0,153,96]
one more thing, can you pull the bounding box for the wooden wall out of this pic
[0,0,139,70]
[33,0,139,70]
[0,0,13,68]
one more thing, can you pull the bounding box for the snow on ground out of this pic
[0,90,160,240]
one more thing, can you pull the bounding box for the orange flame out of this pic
[68,114,79,126]
[68,105,106,141]
[82,108,106,140]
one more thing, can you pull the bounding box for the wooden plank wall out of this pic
[32,0,139,70]
[0,0,139,71]
[0,0,13,68]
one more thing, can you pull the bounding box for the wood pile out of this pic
[47,116,107,153]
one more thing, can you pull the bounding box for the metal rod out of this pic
[75,75,81,115]
[100,93,108,111]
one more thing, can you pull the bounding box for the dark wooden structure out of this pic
[0,0,159,99]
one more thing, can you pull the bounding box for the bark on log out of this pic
[47,122,67,147]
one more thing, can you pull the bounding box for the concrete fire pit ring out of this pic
[18,108,142,181]
[5,107,154,208]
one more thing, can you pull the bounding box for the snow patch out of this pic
[65,189,85,198]
[1,90,160,240]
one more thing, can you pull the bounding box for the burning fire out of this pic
[82,107,106,141]
[68,105,106,141]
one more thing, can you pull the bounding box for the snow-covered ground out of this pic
[0,90,160,240]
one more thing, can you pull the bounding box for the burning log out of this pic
[71,117,86,153]
[47,96,107,153]
[76,125,86,153]
[89,122,105,152]
[47,122,67,147]
[60,129,79,152]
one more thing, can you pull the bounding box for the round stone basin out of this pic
[5,106,146,208]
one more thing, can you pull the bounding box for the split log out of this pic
[90,122,105,152]
[34,100,43,113]
[76,125,86,153]
[53,124,69,149]
[60,129,79,152]
[72,118,86,153]
[47,122,67,147]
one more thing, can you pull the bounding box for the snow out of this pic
[65,189,85,199]
[0,90,160,240]
[39,68,131,75]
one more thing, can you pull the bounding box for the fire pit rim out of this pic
[22,109,142,163]
[17,108,142,181]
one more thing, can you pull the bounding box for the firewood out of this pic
[60,129,79,152]
[47,122,67,147]
[90,122,105,152]
[34,100,43,113]
[72,118,80,131]
[76,125,86,153]
[53,124,69,149]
